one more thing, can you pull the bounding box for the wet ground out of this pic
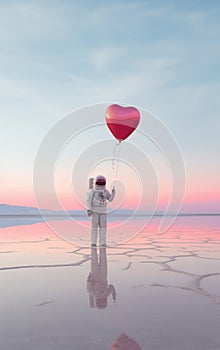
[0,216,220,349]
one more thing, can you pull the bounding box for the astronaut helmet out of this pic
[96,297,108,309]
[95,175,106,188]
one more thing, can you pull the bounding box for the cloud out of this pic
[0,1,69,41]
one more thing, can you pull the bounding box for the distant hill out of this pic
[0,204,85,216]
[0,204,40,215]
[0,204,88,229]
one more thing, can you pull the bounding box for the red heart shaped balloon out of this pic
[106,104,140,141]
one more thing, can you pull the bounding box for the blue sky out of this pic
[1,0,219,210]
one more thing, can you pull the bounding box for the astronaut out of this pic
[86,175,115,247]
[86,247,116,309]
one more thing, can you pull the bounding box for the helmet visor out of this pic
[95,178,106,186]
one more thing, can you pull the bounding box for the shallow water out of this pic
[0,216,220,350]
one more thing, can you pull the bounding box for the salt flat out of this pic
[0,216,220,350]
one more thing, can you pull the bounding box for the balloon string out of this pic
[112,141,121,189]
[112,141,119,170]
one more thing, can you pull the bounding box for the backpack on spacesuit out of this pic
[89,178,94,189]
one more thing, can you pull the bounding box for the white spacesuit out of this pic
[86,175,115,246]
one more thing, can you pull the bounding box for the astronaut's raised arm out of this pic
[109,284,117,301]
[107,188,115,202]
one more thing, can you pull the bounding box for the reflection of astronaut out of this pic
[86,175,115,246]
[86,247,116,309]
[110,333,142,350]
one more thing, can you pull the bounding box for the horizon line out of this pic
[0,213,220,218]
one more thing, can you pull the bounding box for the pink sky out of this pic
[1,170,219,213]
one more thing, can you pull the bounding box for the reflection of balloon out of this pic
[106,104,140,141]
[110,333,142,350]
